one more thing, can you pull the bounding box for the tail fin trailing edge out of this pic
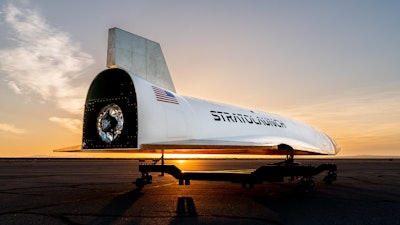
[107,27,176,92]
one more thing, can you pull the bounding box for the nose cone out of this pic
[330,136,341,155]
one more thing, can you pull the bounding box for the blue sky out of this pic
[0,0,399,157]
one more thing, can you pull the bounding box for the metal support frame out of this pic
[135,159,337,191]
[161,149,164,176]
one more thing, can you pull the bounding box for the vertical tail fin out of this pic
[107,27,176,92]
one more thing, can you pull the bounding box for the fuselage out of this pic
[82,68,339,155]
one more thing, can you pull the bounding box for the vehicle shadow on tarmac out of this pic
[87,189,143,225]
[169,197,198,225]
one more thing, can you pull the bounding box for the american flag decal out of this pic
[152,86,179,104]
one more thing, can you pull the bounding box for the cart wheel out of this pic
[299,178,314,193]
[324,171,337,184]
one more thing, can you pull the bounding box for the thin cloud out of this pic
[7,81,22,94]
[0,3,94,115]
[49,117,82,134]
[0,123,27,134]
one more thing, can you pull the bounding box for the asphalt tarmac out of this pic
[0,158,399,225]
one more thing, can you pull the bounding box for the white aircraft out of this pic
[59,28,340,190]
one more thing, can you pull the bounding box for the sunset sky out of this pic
[0,1,399,157]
